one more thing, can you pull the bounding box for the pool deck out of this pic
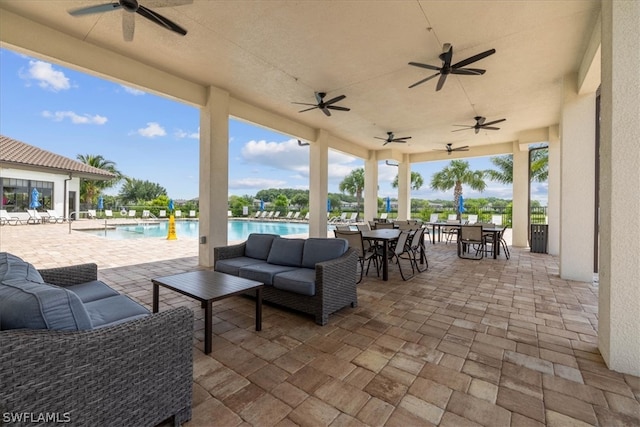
[1,220,638,427]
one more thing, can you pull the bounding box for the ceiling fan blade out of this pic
[408,62,441,71]
[392,140,407,143]
[327,106,350,111]
[122,11,135,42]
[481,126,501,130]
[321,107,331,117]
[292,102,317,106]
[69,3,121,16]
[374,137,388,141]
[454,146,470,150]
[481,118,506,126]
[146,0,193,7]
[451,68,485,76]
[323,95,346,106]
[392,136,412,141]
[476,117,486,125]
[435,73,448,91]
[451,48,496,69]
[452,128,473,132]
[298,106,319,113]
[136,5,187,35]
[452,124,474,127]
[408,72,439,88]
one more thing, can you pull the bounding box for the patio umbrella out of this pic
[168,199,174,212]
[327,199,331,212]
[97,195,104,210]
[385,196,391,213]
[29,188,41,209]
[458,195,466,214]
[260,199,264,211]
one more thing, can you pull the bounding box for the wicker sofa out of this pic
[214,233,358,325]
[0,253,194,427]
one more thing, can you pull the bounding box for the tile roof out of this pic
[0,135,116,180]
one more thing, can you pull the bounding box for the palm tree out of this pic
[339,168,365,213]
[430,160,487,218]
[76,154,123,204]
[486,147,548,184]
[391,171,424,190]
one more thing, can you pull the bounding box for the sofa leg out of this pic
[351,301,358,308]
[173,406,192,427]
[315,314,328,326]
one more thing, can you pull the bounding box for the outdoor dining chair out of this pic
[484,225,510,259]
[334,229,379,283]
[388,230,416,281]
[458,225,486,260]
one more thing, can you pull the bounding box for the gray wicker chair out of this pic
[0,263,194,427]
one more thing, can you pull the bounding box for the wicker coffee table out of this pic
[152,270,264,354]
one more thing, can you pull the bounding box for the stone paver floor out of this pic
[1,221,638,426]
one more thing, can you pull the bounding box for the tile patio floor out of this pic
[1,220,639,426]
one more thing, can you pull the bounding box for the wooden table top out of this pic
[152,270,263,303]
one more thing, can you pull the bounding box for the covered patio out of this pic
[1,222,638,426]
[1,0,638,419]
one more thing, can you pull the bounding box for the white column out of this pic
[547,126,561,255]
[511,142,529,247]
[559,73,596,282]
[364,154,378,222]
[397,157,411,220]
[199,86,229,267]
[309,130,329,237]
[598,0,640,376]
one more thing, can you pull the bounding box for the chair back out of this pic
[447,214,458,221]
[397,222,414,231]
[356,223,370,231]
[409,227,425,249]
[375,222,394,229]
[460,225,484,242]
[105,209,113,217]
[393,231,411,256]
[335,225,351,231]
[334,230,365,258]
[429,213,439,223]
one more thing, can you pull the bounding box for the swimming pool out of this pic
[79,220,310,240]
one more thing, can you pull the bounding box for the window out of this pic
[1,178,53,212]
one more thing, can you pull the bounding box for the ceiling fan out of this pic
[434,143,470,155]
[292,92,350,117]
[408,43,496,91]
[68,0,190,42]
[452,116,506,134]
[375,131,412,146]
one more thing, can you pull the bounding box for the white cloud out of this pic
[42,110,107,125]
[229,177,288,189]
[136,122,166,138]
[120,85,145,95]
[21,60,70,92]
[174,128,199,139]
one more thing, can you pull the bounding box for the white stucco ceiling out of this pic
[0,0,600,159]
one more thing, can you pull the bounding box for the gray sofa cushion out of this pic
[267,238,305,267]
[301,238,349,269]
[245,233,279,260]
[273,268,316,296]
[85,295,150,328]
[239,263,298,286]
[216,257,268,276]
[0,280,92,330]
[67,280,120,303]
[0,252,44,284]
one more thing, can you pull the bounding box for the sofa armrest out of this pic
[214,242,247,263]
[38,263,98,286]
[0,307,194,427]
[315,248,358,300]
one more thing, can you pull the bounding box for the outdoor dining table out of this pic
[424,221,455,243]
[361,228,401,281]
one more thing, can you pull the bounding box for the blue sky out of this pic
[0,48,548,204]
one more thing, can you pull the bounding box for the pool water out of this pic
[80,220,310,241]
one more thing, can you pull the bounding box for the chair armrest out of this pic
[38,263,98,286]
[315,248,358,298]
[214,242,247,262]
[0,307,194,427]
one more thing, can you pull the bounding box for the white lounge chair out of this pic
[491,215,503,226]
[46,209,65,223]
[1,210,22,225]
[158,210,166,218]
[87,209,97,219]
[292,212,300,220]
[466,214,478,224]
[189,210,197,218]
[282,212,293,220]
[142,210,151,219]
[105,209,113,218]
[26,209,44,224]
[253,211,261,218]
[128,210,137,219]
[175,210,182,218]
[429,213,439,223]
[379,213,388,220]
[347,212,358,223]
